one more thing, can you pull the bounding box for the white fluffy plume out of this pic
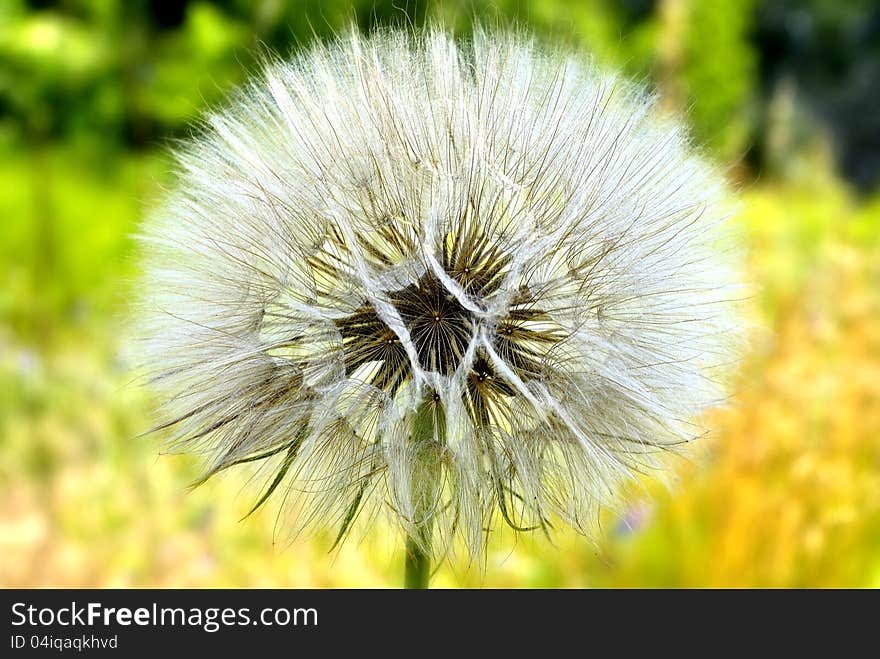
[138,28,743,561]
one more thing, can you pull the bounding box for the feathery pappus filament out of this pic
[137,27,744,564]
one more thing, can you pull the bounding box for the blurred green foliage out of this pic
[679,0,756,159]
[1,0,879,587]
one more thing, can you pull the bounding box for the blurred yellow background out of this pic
[2,0,879,587]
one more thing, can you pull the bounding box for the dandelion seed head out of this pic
[138,28,745,561]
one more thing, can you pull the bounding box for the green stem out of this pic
[404,531,431,589]
[403,395,443,589]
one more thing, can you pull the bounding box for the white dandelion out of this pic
[137,27,744,587]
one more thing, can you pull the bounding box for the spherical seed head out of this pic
[138,28,744,560]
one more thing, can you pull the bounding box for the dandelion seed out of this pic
[137,27,744,587]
